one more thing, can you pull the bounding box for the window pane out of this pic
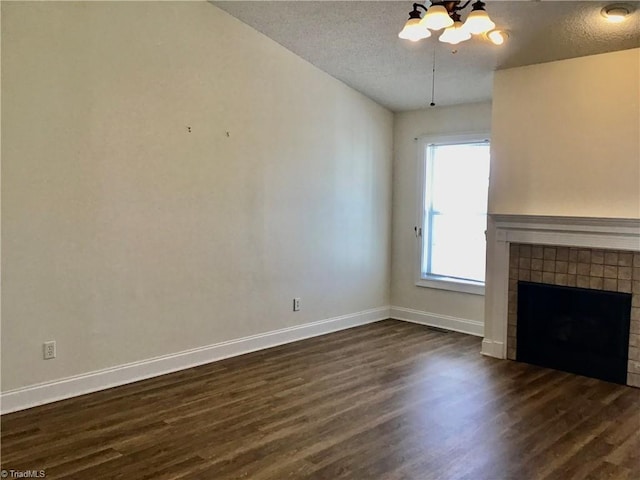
[429,213,486,282]
[429,143,489,214]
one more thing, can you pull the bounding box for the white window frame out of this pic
[415,132,490,296]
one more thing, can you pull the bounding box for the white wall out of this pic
[490,48,640,219]
[390,103,492,329]
[1,1,393,392]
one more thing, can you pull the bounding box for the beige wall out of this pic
[1,2,393,391]
[390,103,492,323]
[490,48,640,218]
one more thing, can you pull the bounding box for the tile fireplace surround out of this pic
[482,215,640,388]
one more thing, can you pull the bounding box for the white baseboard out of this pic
[481,339,505,359]
[0,306,390,414]
[390,306,484,337]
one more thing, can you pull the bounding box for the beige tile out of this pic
[618,252,633,267]
[618,266,632,280]
[589,277,603,290]
[589,263,604,277]
[633,294,640,307]
[590,264,604,277]
[556,247,569,261]
[628,373,640,388]
[592,250,604,265]
[629,346,640,362]
[543,272,555,284]
[532,246,544,259]
[577,263,591,276]
[531,258,543,271]
[619,280,632,294]
[631,318,640,334]
[543,260,555,273]
[555,261,568,274]
[543,247,557,261]
[632,307,640,321]
[603,265,618,279]
[508,312,517,325]
[555,273,568,286]
[576,275,590,288]
[509,279,517,292]
[569,248,578,262]
[509,254,519,269]
[531,271,543,283]
[509,267,519,280]
[628,360,640,375]
[519,245,531,258]
[567,275,577,287]
[634,268,640,281]
[633,281,640,294]
[634,253,640,268]
[507,325,517,338]
[507,347,516,361]
[508,300,517,314]
[519,257,531,270]
[578,249,591,264]
[568,262,577,275]
[604,251,618,266]
[630,333,640,348]
[603,278,618,292]
[519,269,531,281]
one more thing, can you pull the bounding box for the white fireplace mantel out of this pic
[481,214,640,359]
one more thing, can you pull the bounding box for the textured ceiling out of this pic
[212,1,640,111]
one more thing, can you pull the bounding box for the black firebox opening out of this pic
[517,281,631,384]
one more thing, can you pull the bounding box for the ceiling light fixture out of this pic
[399,1,496,45]
[486,29,509,46]
[601,3,634,23]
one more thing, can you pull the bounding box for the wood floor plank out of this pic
[2,320,639,479]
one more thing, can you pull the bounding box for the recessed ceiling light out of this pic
[601,4,634,23]
[486,29,509,46]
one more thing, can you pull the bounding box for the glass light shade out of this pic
[399,18,431,41]
[420,5,454,31]
[463,9,495,34]
[439,21,472,44]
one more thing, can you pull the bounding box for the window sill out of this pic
[416,277,485,296]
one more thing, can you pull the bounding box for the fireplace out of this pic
[482,215,640,388]
[517,281,631,384]
[507,244,637,385]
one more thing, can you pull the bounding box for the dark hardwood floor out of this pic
[2,320,639,479]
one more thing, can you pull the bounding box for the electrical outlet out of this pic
[43,341,56,360]
[293,298,301,312]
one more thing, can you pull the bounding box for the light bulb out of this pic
[487,29,508,45]
[601,6,630,23]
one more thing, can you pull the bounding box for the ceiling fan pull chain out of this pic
[430,47,437,107]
